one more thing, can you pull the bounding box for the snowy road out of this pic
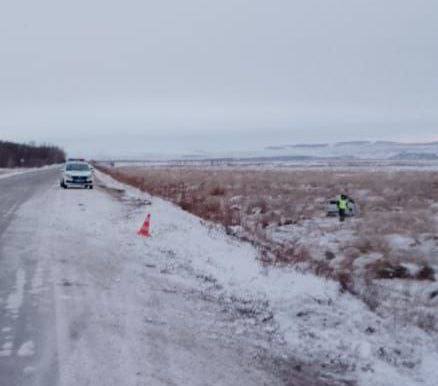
[3,169,434,386]
[0,169,321,386]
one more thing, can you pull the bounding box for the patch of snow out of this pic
[17,341,35,357]
[400,262,421,276]
[386,234,416,250]
[2,342,13,350]
[6,268,26,318]
[0,341,13,357]
[0,165,58,180]
[272,217,357,262]
[353,252,383,270]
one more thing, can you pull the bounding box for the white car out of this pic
[60,160,94,189]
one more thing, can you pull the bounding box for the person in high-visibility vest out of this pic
[337,194,349,222]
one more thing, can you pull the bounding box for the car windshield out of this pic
[66,163,90,171]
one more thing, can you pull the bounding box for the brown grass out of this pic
[97,164,438,330]
[100,165,437,227]
[97,165,438,279]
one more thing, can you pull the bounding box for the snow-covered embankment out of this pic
[96,170,438,386]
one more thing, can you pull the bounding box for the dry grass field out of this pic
[99,166,438,272]
[99,167,438,330]
[98,164,438,329]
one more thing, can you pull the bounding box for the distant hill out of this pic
[98,140,438,163]
[287,143,329,148]
[389,152,438,160]
[333,141,372,147]
[260,141,438,161]
[265,143,328,150]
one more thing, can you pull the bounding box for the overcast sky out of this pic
[1,0,437,157]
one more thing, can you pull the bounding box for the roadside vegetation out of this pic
[98,164,438,332]
[0,140,65,168]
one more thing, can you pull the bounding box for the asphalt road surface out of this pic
[0,169,61,385]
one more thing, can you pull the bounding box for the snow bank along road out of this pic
[0,168,334,386]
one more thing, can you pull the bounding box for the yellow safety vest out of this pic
[338,199,348,210]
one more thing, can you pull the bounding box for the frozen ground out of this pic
[1,167,437,385]
[96,170,438,386]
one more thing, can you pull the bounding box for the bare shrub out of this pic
[209,186,226,196]
[365,259,411,280]
[180,200,194,212]
[273,245,312,265]
[337,271,355,294]
[245,198,269,215]
[203,197,222,218]
[415,265,435,281]
[312,260,335,279]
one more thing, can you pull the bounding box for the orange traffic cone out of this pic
[137,214,151,237]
